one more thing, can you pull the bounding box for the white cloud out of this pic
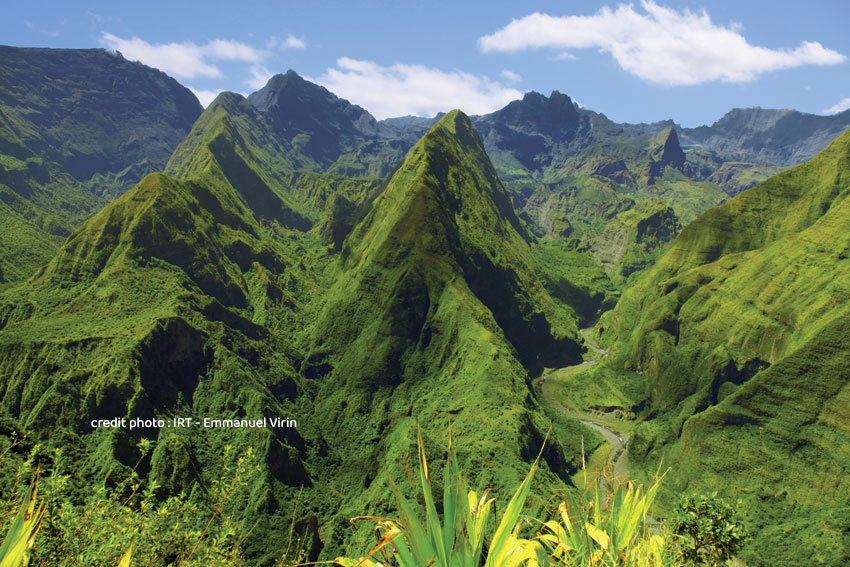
[283,34,306,50]
[189,87,224,108]
[247,64,274,90]
[500,70,522,83]
[203,39,265,62]
[824,97,850,115]
[100,33,265,80]
[554,52,576,61]
[266,34,307,50]
[311,58,523,119]
[479,1,846,86]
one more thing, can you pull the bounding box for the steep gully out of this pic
[533,324,629,485]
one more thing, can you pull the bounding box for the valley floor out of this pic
[535,325,630,491]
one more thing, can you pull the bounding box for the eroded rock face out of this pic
[648,127,687,184]
[248,70,379,166]
[591,200,682,282]
[680,106,850,166]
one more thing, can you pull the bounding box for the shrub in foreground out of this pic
[335,430,683,567]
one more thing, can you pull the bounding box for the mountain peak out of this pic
[258,69,307,93]
[491,89,580,138]
[321,107,579,386]
[246,69,378,166]
[654,126,686,164]
[428,109,479,147]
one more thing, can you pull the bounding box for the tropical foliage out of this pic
[670,494,745,567]
[0,440,268,567]
[336,433,684,567]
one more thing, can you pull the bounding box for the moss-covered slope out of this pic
[0,103,594,563]
[0,46,203,282]
[587,129,850,565]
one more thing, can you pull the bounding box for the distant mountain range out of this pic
[3,46,849,286]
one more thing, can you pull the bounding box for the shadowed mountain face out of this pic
[681,106,850,166]
[0,46,202,190]
[247,70,379,167]
[246,71,416,177]
[587,130,850,566]
[474,91,587,171]
[0,46,203,282]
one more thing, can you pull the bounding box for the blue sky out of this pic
[3,0,849,126]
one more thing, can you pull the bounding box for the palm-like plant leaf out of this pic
[337,428,548,567]
[0,472,46,567]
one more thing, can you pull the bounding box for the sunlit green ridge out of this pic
[587,129,850,566]
[0,103,597,564]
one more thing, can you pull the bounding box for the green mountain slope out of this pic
[583,129,850,566]
[0,46,202,282]
[0,102,597,563]
[300,110,589,552]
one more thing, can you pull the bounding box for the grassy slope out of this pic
[585,129,850,565]
[516,128,727,288]
[0,47,202,282]
[0,103,600,563]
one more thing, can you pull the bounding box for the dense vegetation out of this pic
[0,100,606,563]
[572,130,850,566]
[0,47,202,283]
[2,45,850,565]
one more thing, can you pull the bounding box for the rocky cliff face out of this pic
[248,71,379,167]
[681,106,850,166]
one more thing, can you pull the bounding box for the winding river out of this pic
[535,326,629,484]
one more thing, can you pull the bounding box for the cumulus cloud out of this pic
[824,97,850,115]
[189,87,224,108]
[479,1,845,86]
[500,70,522,83]
[283,34,306,49]
[311,58,522,119]
[247,64,274,90]
[100,33,265,79]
